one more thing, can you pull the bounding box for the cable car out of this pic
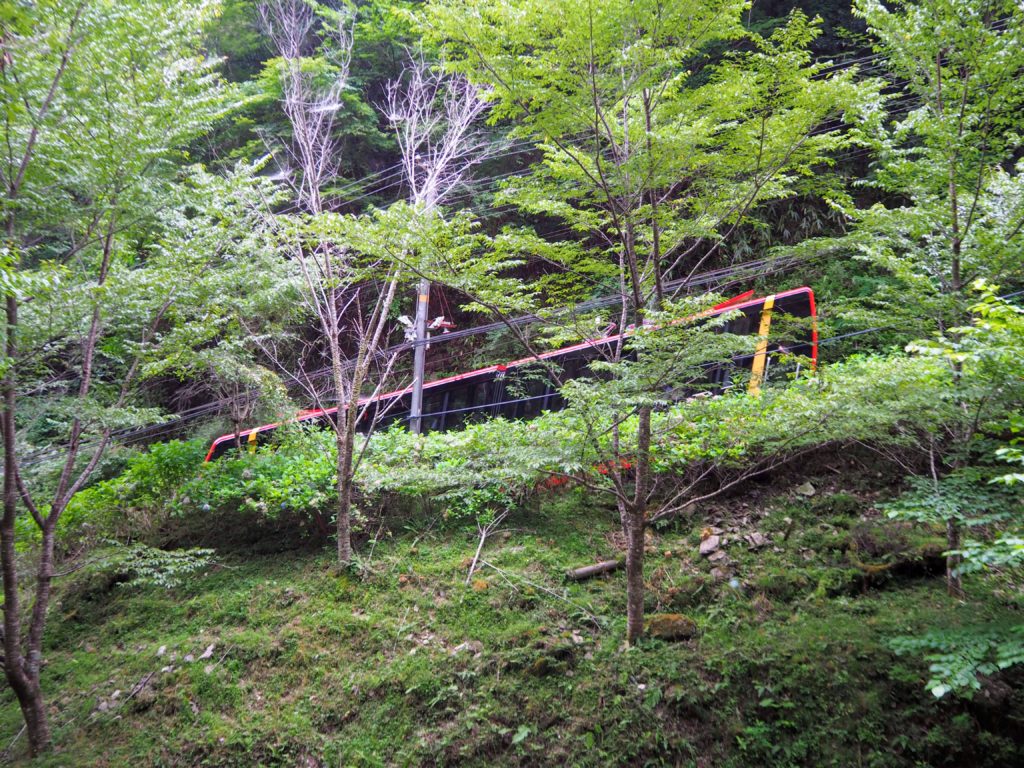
[204,287,817,461]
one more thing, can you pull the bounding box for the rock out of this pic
[156,645,166,657]
[710,567,729,582]
[746,532,770,550]
[708,550,729,563]
[184,654,195,663]
[199,643,215,660]
[699,535,721,556]
[644,613,698,641]
[449,640,484,657]
[795,482,816,497]
[528,656,556,676]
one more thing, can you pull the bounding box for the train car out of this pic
[204,287,817,461]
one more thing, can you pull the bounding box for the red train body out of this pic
[205,287,817,461]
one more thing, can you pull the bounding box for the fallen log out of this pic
[565,558,625,581]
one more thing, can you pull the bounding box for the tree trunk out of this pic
[622,405,653,645]
[565,558,624,581]
[2,294,52,754]
[623,503,645,645]
[335,425,354,565]
[946,518,964,599]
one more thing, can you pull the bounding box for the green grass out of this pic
[2,485,1022,767]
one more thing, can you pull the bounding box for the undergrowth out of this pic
[2,476,1021,767]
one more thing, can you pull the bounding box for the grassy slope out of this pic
[2,473,1022,767]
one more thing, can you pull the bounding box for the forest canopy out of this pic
[1,0,1022,763]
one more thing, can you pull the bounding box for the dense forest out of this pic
[1,0,1022,764]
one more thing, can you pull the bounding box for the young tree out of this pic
[852,0,1024,595]
[260,0,413,564]
[140,164,299,450]
[0,0,234,752]
[423,0,878,642]
[889,283,1024,695]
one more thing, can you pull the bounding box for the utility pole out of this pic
[409,278,430,434]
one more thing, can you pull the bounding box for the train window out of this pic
[440,383,470,430]
[422,389,447,432]
[374,394,410,430]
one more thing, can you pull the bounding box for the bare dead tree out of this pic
[258,0,352,214]
[260,0,403,564]
[383,54,490,432]
[383,53,491,211]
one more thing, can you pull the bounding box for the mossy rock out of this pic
[811,492,862,518]
[644,613,697,641]
[752,569,813,601]
[667,574,716,609]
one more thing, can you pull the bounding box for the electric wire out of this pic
[16,32,1022,465]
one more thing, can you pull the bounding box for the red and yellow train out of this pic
[205,287,817,461]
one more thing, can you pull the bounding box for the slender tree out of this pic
[260,0,411,564]
[852,0,1024,596]
[0,0,233,752]
[424,0,879,642]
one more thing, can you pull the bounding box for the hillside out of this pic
[2,0,1023,761]
[4,455,1020,767]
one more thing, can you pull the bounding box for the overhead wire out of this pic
[22,34,1019,464]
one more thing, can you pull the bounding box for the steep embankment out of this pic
[2,462,1021,767]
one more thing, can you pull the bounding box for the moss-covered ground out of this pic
[2,474,1022,766]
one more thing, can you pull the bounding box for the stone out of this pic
[449,640,483,657]
[795,482,816,497]
[156,645,166,657]
[708,550,729,563]
[199,643,215,660]
[710,567,729,582]
[746,532,770,550]
[643,613,698,641]
[699,535,721,556]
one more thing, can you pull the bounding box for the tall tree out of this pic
[383,53,489,432]
[852,0,1024,595]
[0,0,233,752]
[423,0,878,642]
[259,0,411,564]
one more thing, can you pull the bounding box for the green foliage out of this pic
[441,485,518,528]
[52,430,351,547]
[882,468,1021,528]
[846,0,1024,325]
[87,542,216,590]
[360,350,951,522]
[891,624,1024,699]
[181,427,341,531]
[36,440,207,550]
